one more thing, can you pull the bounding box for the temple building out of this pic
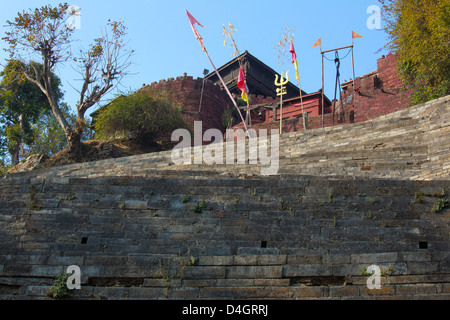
[91,51,408,140]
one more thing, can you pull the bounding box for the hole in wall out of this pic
[81,237,88,244]
[419,241,428,249]
[261,241,267,248]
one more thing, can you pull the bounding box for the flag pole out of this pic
[291,41,306,130]
[205,50,249,133]
[321,49,324,128]
[186,9,248,133]
[299,78,305,130]
[351,44,356,91]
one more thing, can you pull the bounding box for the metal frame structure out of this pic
[320,45,356,128]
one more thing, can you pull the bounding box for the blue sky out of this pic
[0,0,389,117]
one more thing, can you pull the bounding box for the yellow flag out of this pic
[312,38,321,48]
[241,91,249,106]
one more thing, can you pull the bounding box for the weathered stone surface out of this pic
[0,96,449,300]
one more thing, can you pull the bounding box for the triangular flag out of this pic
[186,9,204,28]
[186,10,206,52]
[352,31,362,39]
[289,41,297,63]
[237,65,249,105]
[290,41,299,81]
[312,38,321,48]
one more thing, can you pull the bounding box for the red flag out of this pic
[186,10,206,52]
[186,9,204,28]
[237,65,246,93]
[237,65,249,105]
[289,41,297,64]
[290,41,299,81]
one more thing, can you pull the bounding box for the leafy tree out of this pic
[29,102,91,157]
[2,3,133,160]
[93,89,188,146]
[0,60,63,165]
[380,0,450,104]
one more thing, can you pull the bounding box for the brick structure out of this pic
[340,53,411,123]
[264,90,333,122]
[92,53,411,141]
[140,74,231,136]
[240,54,412,134]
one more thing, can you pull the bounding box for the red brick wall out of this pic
[141,54,411,142]
[265,95,332,122]
[141,75,230,136]
[340,54,411,123]
[239,54,411,135]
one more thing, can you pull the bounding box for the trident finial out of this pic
[274,71,289,135]
[275,71,289,87]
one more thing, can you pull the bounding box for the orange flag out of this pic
[352,31,362,39]
[186,10,206,52]
[312,38,321,48]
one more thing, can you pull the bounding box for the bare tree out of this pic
[2,3,133,160]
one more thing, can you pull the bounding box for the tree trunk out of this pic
[66,130,82,161]
[10,141,21,166]
[66,118,86,161]
[10,114,25,166]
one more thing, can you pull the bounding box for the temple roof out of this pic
[204,51,305,99]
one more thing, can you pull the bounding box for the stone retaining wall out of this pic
[0,96,449,300]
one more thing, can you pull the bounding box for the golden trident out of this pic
[275,71,289,134]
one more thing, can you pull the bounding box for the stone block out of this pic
[257,255,287,265]
[322,254,351,265]
[329,285,360,297]
[351,252,399,264]
[183,266,226,280]
[216,278,290,287]
[124,200,148,210]
[287,254,322,265]
[399,252,431,262]
[283,264,332,277]
[197,256,233,266]
[292,286,324,298]
[47,255,85,266]
[232,255,258,266]
[360,285,395,296]
[236,247,280,255]
[30,265,64,277]
[143,279,181,287]
[92,287,131,299]
[167,286,200,299]
[407,262,440,275]
[25,285,52,297]
[226,266,283,279]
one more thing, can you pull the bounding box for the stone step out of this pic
[1,252,449,299]
[4,95,446,181]
[0,96,449,300]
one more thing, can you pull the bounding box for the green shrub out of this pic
[94,89,189,145]
[431,198,449,214]
[47,273,70,299]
